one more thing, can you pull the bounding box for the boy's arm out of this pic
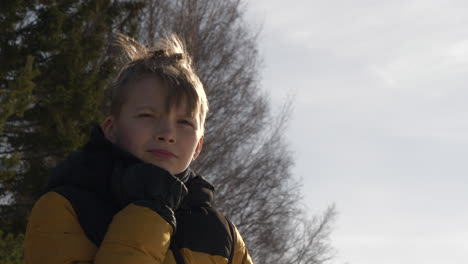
[94,203,173,263]
[24,191,174,264]
[96,162,187,263]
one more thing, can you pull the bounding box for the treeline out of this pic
[0,1,335,263]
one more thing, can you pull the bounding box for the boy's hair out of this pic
[109,33,208,133]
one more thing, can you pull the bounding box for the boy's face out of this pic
[102,76,203,175]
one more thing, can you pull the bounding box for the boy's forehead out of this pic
[124,77,165,104]
[123,75,199,116]
[128,76,168,97]
[134,104,195,116]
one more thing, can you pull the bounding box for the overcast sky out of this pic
[247,1,468,263]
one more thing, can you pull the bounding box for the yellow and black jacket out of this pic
[24,126,253,264]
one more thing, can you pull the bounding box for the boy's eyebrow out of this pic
[135,105,157,111]
[135,105,196,119]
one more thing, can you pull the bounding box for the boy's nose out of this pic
[155,121,176,143]
[156,135,175,143]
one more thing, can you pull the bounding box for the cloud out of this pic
[248,1,468,264]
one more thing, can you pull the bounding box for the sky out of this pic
[246,1,468,264]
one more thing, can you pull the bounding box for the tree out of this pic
[0,230,23,264]
[0,0,143,234]
[136,0,336,263]
[1,0,336,263]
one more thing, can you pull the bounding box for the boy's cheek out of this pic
[115,130,141,154]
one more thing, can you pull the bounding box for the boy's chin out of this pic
[146,161,172,174]
[145,160,185,176]
[141,156,188,175]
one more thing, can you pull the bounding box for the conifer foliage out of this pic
[0,0,142,239]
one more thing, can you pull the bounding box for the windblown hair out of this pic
[109,33,208,133]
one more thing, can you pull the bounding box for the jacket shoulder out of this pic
[26,192,88,234]
[24,192,97,263]
[231,224,253,264]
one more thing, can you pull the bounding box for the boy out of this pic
[24,34,253,264]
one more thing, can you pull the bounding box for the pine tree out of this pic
[0,0,143,235]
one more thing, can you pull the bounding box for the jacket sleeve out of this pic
[94,201,173,263]
[24,192,173,264]
[232,225,253,264]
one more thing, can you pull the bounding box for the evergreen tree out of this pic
[0,0,143,235]
[0,230,23,264]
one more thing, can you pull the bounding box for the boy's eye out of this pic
[137,113,155,118]
[178,119,194,127]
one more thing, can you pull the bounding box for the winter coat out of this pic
[24,126,253,264]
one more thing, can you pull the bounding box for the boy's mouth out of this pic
[148,149,177,159]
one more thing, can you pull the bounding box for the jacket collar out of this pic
[46,125,201,201]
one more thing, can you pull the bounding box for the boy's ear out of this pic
[101,116,117,143]
[192,136,204,161]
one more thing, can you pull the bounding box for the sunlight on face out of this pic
[103,76,203,175]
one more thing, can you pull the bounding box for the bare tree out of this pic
[134,0,336,263]
[284,205,336,264]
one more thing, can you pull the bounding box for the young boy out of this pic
[24,34,253,264]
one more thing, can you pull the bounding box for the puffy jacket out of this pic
[24,126,253,264]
